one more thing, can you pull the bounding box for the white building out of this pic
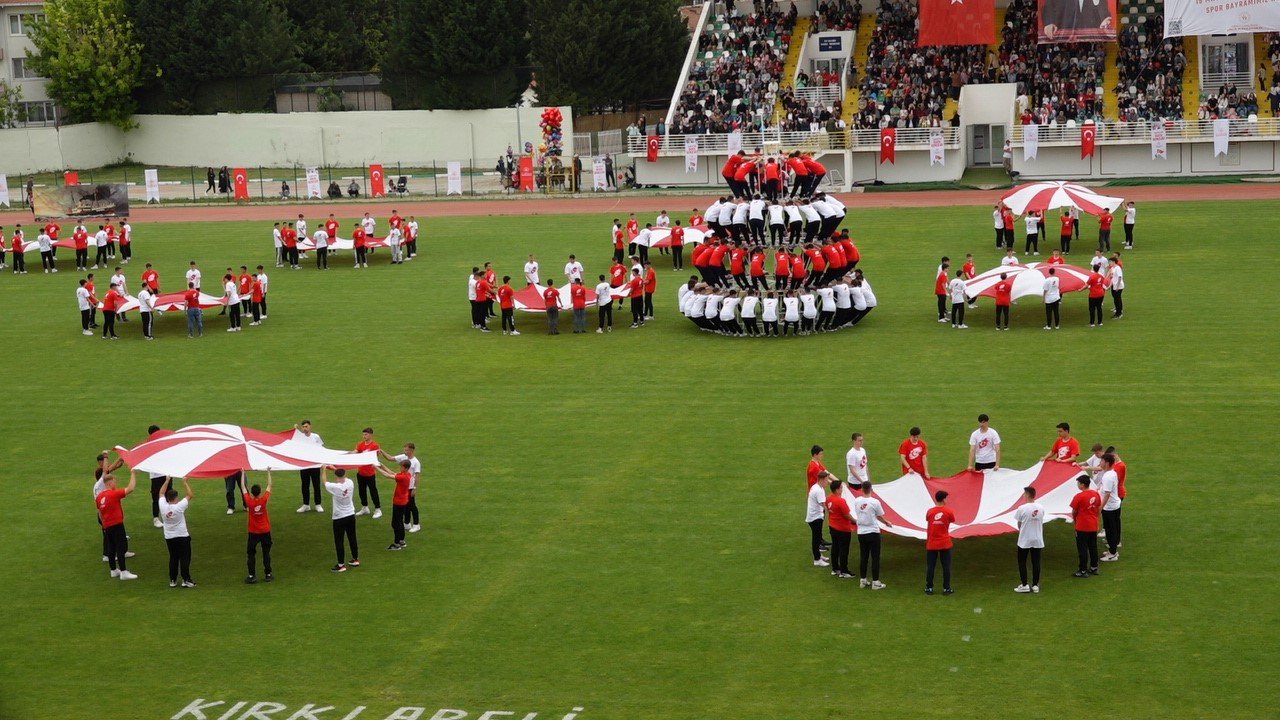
[0,0,56,126]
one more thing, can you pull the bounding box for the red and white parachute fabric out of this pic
[512,283,630,313]
[866,461,1087,539]
[1000,181,1123,217]
[964,262,1093,302]
[115,423,377,478]
[631,225,713,249]
[104,290,227,313]
[296,235,404,252]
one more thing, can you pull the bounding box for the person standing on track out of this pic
[322,467,360,573]
[96,469,139,580]
[241,470,274,584]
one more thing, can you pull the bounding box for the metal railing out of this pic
[1200,71,1255,92]
[793,85,842,109]
[627,127,961,155]
[1010,118,1280,144]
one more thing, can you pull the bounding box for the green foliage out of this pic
[382,0,529,109]
[529,0,688,112]
[27,0,143,128]
[0,81,22,128]
[283,0,393,73]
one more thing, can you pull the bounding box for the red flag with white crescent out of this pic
[232,168,249,201]
[64,171,80,186]
[880,128,896,164]
[646,135,660,163]
[1081,125,1096,159]
[369,164,386,197]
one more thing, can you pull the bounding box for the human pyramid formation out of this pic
[271,210,421,270]
[805,420,1128,595]
[679,267,877,337]
[92,423,425,585]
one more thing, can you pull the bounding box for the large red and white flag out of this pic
[116,423,378,478]
[918,0,995,46]
[369,164,386,197]
[879,128,896,164]
[867,461,1088,539]
[232,168,250,200]
[1080,124,1097,159]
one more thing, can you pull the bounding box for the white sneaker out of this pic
[315,504,323,512]
[859,578,870,588]
[226,508,234,514]
[297,505,310,513]
[371,508,383,519]
[153,517,162,528]
[1014,584,1031,593]
[409,524,421,533]
[357,507,370,516]
[510,330,520,336]
[1031,585,1040,593]
[596,328,603,333]
[119,571,138,580]
[1100,553,1119,562]
[937,317,948,322]
[958,324,968,329]
[1044,325,1052,330]
[110,569,120,577]
[871,581,887,590]
[813,558,830,567]
[102,555,109,562]
[125,551,136,558]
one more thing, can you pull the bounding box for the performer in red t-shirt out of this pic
[1086,270,1109,326]
[934,262,950,322]
[1042,422,1081,463]
[474,273,493,333]
[825,477,855,577]
[352,223,369,268]
[669,222,685,270]
[543,279,562,335]
[240,471,274,583]
[376,459,414,550]
[993,273,1012,330]
[354,428,382,517]
[569,278,588,333]
[626,270,645,328]
[749,249,767,290]
[96,470,138,579]
[1070,476,1102,575]
[924,490,956,594]
[1059,212,1074,254]
[1098,209,1114,252]
[497,275,518,335]
[643,264,658,319]
[807,445,827,488]
[898,428,930,478]
[774,248,790,290]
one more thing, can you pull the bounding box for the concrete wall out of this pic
[0,107,575,173]
[959,83,1017,127]
[1012,140,1280,179]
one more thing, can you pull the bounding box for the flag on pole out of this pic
[1213,119,1230,157]
[879,128,896,164]
[144,169,161,203]
[446,162,463,195]
[592,158,608,190]
[1024,124,1039,161]
[369,164,386,197]
[232,168,250,201]
[1080,123,1096,159]
[918,0,995,46]
[646,135,660,163]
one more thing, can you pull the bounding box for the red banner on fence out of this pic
[232,168,249,200]
[518,157,535,192]
[369,164,386,197]
[64,171,79,186]
[880,128,896,165]
[1081,124,1097,159]
[647,135,660,162]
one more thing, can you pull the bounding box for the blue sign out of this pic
[818,36,843,52]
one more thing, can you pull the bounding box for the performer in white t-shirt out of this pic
[1043,268,1062,330]
[852,481,892,588]
[805,473,830,567]
[845,433,869,487]
[1097,453,1123,561]
[1122,202,1136,249]
[323,467,360,572]
[967,413,1002,471]
[524,254,540,285]
[1014,486,1045,593]
[157,477,196,588]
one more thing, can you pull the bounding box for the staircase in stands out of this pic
[841,13,875,126]
[1255,33,1273,118]
[1181,39,1200,119]
[1102,42,1121,118]
[776,17,812,124]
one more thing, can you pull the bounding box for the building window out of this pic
[12,57,39,79]
[9,13,44,36]
[19,100,56,125]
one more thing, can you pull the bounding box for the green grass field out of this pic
[2,199,1277,720]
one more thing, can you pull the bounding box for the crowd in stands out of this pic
[1002,0,1107,125]
[1270,34,1280,114]
[854,0,976,129]
[1114,16,1185,123]
[811,0,862,33]
[777,87,845,132]
[668,5,797,135]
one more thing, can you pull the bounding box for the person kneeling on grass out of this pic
[376,459,414,550]
[241,471,274,584]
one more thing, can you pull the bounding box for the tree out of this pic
[0,82,22,129]
[127,0,213,113]
[27,0,143,128]
[382,0,528,110]
[282,0,394,73]
[529,0,687,112]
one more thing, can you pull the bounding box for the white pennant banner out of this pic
[143,169,160,203]
[1212,119,1230,157]
[1151,124,1167,160]
[726,131,743,156]
[0,174,9,207]
[305,167,322,198]
[929,128,945,166]
[684,139,699,173]
[446,162,463,195]
[592,158,607,191]
[1023,124,1039,161]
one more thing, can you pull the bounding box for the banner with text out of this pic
[1163,0,1280,37]
[684,139,699,173]
[1151,124,1167,160]
[592,158,608,190]
[1038,0,1117,43]
[446,162,463,195]
[929,129,946,166]
[1213,119,1230,156]
[1024,124,1040,161]
[518,156,535,192]
[305,167,322,199]
[144,169,160,203]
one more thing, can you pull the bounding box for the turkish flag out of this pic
[880,128,896,164]
[646,135,660,163]
[64,171,79,186]
[369,164,386,197]
[232,168,249,201]
[1081,124,1097,159]
[918,0,994,47]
